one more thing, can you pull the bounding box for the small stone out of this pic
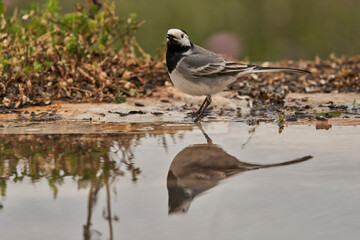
[286,117,298,122]
[151,112,163,116]
[135,102,144,107]
[324,113,332,118]
[301,97,309,102]
[295,111,305,116]
[316,116,327,121]
[129,110,145,115]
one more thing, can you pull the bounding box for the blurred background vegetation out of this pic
[3,0,360,61]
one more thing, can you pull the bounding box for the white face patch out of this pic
[167,29,191,47]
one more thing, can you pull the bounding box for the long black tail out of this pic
[252,66,311,74]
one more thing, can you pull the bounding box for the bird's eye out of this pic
[181,34,184,38]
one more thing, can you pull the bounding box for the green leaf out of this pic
[88,19,97,31]
[65,35,78,54]
[45,61,53,68]
[100,31,109,45]
[23,65,33,76]
[129,90,136,97]
[114,93,126,103]
[33,61,44,71]
[46,0,60,13]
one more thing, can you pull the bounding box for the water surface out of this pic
[0,121,359,240]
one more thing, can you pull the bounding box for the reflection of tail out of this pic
[249,155,313,170]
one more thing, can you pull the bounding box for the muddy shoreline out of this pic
[1,86,359,134]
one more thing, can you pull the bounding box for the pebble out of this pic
[151,112,164,116]
[286,117,298,122]
[129,110,146,115]
[295,111,305,115]
[316,116,327,121]
[135,102,145,107]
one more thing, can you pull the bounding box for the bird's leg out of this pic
[191,97,208,118]
[195,122,213,144]
[194,95,212,123]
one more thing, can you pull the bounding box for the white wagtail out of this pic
[165,28,311,122]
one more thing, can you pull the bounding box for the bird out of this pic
[165,28,311,122]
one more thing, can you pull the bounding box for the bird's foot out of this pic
[193,110,213,122]
[184,112,203,122]
[186,111,201,118]
[185,109,212,119]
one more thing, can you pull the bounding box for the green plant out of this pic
[276,114,284,123]
[114,92,126,103]
[0,0,158,108]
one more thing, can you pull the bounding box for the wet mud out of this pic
[0,88,359,127]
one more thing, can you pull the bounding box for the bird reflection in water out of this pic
[167,124,313,214]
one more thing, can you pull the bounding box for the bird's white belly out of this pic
[169,70,227,96]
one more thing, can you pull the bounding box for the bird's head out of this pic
[166,29,192,48]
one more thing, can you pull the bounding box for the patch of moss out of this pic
[293,110,342,118]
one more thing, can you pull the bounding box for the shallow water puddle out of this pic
[0,121,360,240]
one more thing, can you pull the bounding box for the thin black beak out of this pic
[167,34,175,40]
